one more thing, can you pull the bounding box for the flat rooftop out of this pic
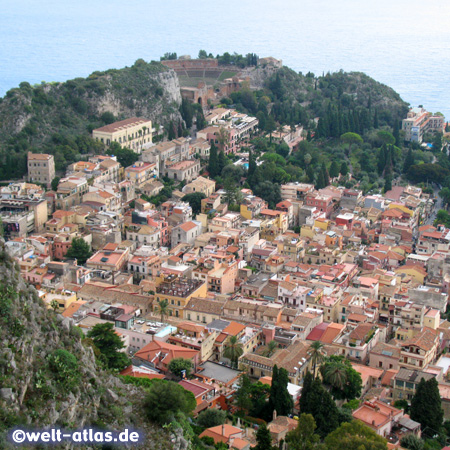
[196,361,240,384]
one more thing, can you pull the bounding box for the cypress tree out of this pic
[167,121,176,140]
[248,149,256,177]
[268,365,293,418]
[300,371,314,414]
[393,119,400,145]
[208,141,219,177]
[218,150,227,174]
[348,112,355,133]
[378,144,387,174]
[306,166,315,184]
[340,162,349,176]
[254,423,274,450]
[321,163,330,187]
[300,375,339,438]
[384,175,392,193]
[373,109,379,128]
[410,377,443,438]
[329,161,340,178]
[315,169,325,190]
[403,148,414,173]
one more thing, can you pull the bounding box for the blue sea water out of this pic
[2,0,450,119]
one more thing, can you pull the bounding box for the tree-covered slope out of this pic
[0,59,182,179]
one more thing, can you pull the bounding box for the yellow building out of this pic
[300,225,315,239]
[388,203,413,217]
[155,276,207,319]
[314,217,331,231]
[92,117,152,154]
[394,264,427,285]
[424,309,440,329]
[44,291,77,312]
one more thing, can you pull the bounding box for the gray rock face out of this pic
[0,388,15,403]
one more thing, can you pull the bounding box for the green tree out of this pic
[182,192,206,215]
[286,413,321,450]
[253,180,281,209]
[400,434,424,450]
[320,356,362,401]
[196,109,207,130]
[329,161,340,178]
[51,176,60,191]
[254,423,275,450]
[384,174,392,193]
[144,380,196,424]
[403,147,415,174]
[196,408,227,428]
[168,357,193,379]
[157,299,169,323]
[266,116,277,143]
[50,299,59,312]
[223,335,243,368]
[224,176,240,206]
[48,349,81,390]
[324,420,388,450]
[218,150,227,174]
[263,340,277,357]
[198,49,208,59]
[323,361,347,390]
[299,375,339,438]
[216,127,230,154]
[393,399,409,413]
[107,142,139,168]
[321,163,329,187]
[65,237,92,264]
[268,365,294,418]
[377,130,395,145]
[340,161,349,176]
[308,341,325,378]
[276,142,290,159]
[432,132,443,152]
[180,98,194,128]
[208,141,219,177]
[341,132,363,156]
[410,377,443,438]
[87,322,130,370]
[234,373,253,413]
[439,187,450,207]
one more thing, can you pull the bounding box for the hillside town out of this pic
[3,60,450,449]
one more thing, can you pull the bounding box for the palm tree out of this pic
[217,127,230,153]
[323,361,347,390]
[157,299,169,323]
[223,336,244,369]
[263,340,277,357]
[308,341,325,378]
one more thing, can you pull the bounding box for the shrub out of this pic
[197,409,227,428]
[48,349,80,390]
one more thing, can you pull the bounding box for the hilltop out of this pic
[0,54,410,181]
[0,59,182,179]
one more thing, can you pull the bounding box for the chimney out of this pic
[222,424,225,436]
[273,409,277,421]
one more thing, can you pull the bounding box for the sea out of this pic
[2,0,450,119]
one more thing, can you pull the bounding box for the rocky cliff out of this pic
[0,59,182,145]
[0,241,174,449]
